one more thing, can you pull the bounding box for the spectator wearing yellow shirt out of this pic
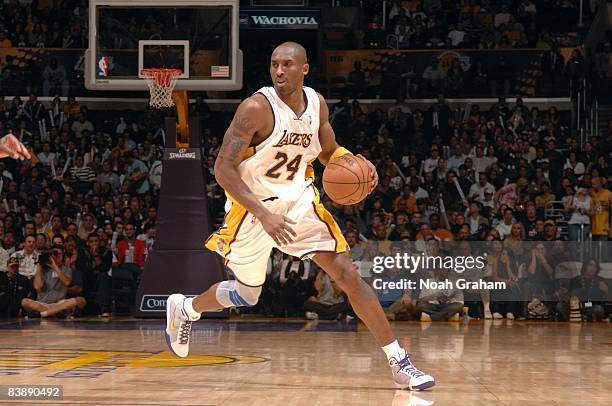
[535,182,555,209]
[590,177,610,240]
[0,31,12,48]
[393,192,417,214]
[46,215,68,241]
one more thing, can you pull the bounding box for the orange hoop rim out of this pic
[140,68,182,85]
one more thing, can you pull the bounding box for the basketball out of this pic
[323,154,373,205]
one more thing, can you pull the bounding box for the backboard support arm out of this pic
[172,90,190,147]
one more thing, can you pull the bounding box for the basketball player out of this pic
[166,42,435,390]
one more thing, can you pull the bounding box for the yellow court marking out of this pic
[0,348,269,370]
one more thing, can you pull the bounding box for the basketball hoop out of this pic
[141,68,182,109]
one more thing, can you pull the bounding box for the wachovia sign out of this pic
[240,10,320,30]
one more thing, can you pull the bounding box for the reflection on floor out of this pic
[0,318,610,405]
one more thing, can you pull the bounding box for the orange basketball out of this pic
[322,154,373,205]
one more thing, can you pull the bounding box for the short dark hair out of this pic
[52,234,65,244]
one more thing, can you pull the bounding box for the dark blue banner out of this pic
[239,9,320,30]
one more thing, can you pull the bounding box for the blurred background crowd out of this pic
[0,0,609,322]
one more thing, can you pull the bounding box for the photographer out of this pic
[21,245,86,318]
[304,269,349,321]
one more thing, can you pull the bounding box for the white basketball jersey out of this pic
[236,86,321,201]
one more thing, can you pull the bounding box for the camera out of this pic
[37,250,57,266]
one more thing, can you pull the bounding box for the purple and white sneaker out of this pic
[390,352,436,390]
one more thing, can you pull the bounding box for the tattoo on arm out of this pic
[232,115,255,134]
[217,109,257,162]
[218,131,246,161]
[217,132,245,162]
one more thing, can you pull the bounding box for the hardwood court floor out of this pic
[0,318,610,405]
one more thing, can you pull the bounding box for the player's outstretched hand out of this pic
[260,212,297,246]
[0,134,31,160]
[355,154,378,192]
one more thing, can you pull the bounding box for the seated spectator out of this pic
[35,233,48,253]
[11,235,38,279]
[565,188,592,242]
[0,257,32,318]
[556,258,609,322]
[523,243,556,317]
[417,267,463,321]
[590,176,610,244]
[466,201,489,234]
[80,233,112,317]
[542,220,560,241]
[304,270,348,321]
[0,31,12,48]
[2,232,16,255]
[490,248,521,319]
[422,61,445,94]
[429,214,453,241]
[124,151,150,195]
[71,113,95,139]
[469,172,495,201]
[0,239,9,273]
[535,182,555,209]
[114,223,146,269]
[378,243,419,320]
[495,208,516,240]
[347,61,366,97]
[69,155,96,194]
[21,245,86,318]
[78,213,98,240]
[277,256,311,317]
[47,215,67,240]
[563,151,585,176]
[137,222,156,254]
[345,230,365,261]
[97,160,121,193]
[42,59,69,97]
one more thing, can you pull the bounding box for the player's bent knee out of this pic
[335,266,362,293]
[216,280,261,308]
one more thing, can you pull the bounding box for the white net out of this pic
[141,68,181,109]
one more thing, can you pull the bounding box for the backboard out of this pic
[85,0,242,91]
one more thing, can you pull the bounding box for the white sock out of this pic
[40,311,48,317]
[183,298,201,320]
[381,340,406,362]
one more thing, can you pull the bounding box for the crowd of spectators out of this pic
[0,88,609,321]
[361,0,588,50]
[0,0,593,101]
[0,80,609,321]
[0,1,88,50]
[0,1,588,53]
[0,92,167,319]
[224,92,610,322]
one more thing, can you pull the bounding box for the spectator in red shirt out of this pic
[114,223,146,268]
